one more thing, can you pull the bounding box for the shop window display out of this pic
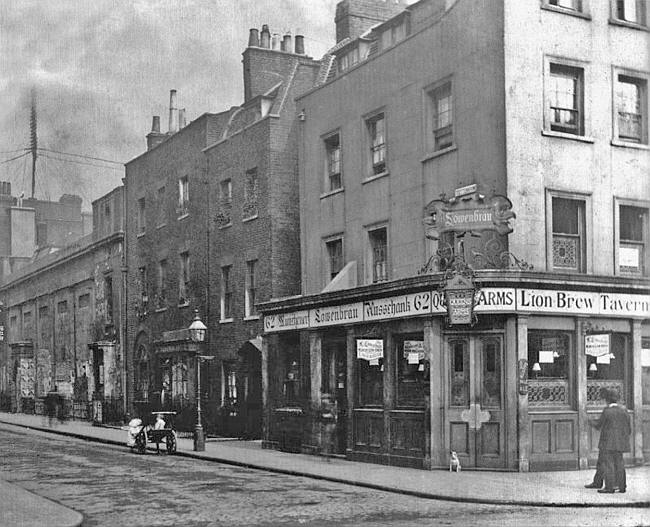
[357,358,383,407]
[528,332,571,407]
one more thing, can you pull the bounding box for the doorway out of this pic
[322,339,348,455]
[446,334,505,468]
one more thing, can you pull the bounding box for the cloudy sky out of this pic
[0,0,338,208]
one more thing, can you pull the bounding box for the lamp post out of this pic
[188,309,208,451]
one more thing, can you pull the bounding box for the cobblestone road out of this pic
[0,426,647,526]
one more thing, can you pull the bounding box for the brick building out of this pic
[260,0,650,471]
[125,28,319,437]
[0,186,125,422]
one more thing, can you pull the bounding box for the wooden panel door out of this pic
[446,335,505,468]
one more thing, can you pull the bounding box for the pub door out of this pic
[322,340,348,455]
[446,334,505,469]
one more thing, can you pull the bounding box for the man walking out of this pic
[588,388,631,494]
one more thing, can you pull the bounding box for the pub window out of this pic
[366,113,387,176]
[586,333,629,406]
[528,331,572,407]
[427,81,453,152]
[368,226,388,283]
[395,334,429,407]
[356,339,384,406]
[282,343,302,406]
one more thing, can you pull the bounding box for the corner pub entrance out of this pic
[260,276,649,472]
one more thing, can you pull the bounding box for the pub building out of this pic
[259,191,650,472]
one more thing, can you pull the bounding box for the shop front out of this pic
[261,275,649,471]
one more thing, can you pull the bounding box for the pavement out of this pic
[1,412,649,513]
[0,476,83,527]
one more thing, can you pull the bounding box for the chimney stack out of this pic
[178,108,187,129]
[335,0,408,43]
[294,35,305,55]
[151,115,161,133]
[271,33,280,50]
[260,24,270,48]
[168,89,178,133]
[248,28,260,47]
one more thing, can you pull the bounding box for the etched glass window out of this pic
[552,197,585,272]
[528,331,571,407]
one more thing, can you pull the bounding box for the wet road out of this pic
[0,425,647,527]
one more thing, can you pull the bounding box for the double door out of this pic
[446,335,505,468]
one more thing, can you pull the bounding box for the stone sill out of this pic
[541,130,595,144]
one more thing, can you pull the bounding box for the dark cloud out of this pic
[0,0,338,209]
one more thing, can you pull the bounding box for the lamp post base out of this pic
[194,424,205,451]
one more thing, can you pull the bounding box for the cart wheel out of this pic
[134,432,146,454]
[166,432,177,454]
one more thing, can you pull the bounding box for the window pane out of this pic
[528,332,570,407]
[617,76,644,142]
[587,334,627,406]
[549,64,582,134]
[396,335,428,407]
[552,198,579,234]
[620,205,645,241]
[450,340,469,407]
[481,338,501,408]
[326,238,344,280]
[357,357,383,406]
[369,228,388,282]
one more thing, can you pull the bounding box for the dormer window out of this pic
[339,46,359,72]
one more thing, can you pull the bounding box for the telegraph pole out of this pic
[30,88,37,199]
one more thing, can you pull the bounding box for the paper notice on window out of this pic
[596,354,610,364]
[619,246,639,269]
[538,350,555,363]
[642,348,650,368]
[585,334,610,356]
[407,352,420,365]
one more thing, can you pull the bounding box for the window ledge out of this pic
[611,139,650,150]
[542,130,595,143]
[154,307,168,313]
[178,302,190,308]
[608,18,650,31]
[242,214,258,223]
[218,222,233,230]
[137,232,146,239]
[362,171,389,185]
[177,213,189,221]
[420,145,457,163]
[156,223,166,230]
[244,315,260,321]
[320,187,345,200]
[540,4,591,20]
[219,318,234,324]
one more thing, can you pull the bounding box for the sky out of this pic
[0,0,339,209]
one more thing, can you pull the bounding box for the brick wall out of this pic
[335,0,409,42]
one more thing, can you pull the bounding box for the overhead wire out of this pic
[0,151,29,165]
[40,153,123,172]
[38,147,124,165]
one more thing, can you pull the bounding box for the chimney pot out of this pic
[294,35,305,54]
[282,34,291,52]
[248,28,260,47]
[260,24,270,48]
[271,33,280,50]
[151,115,161,133]
[168,89,178,133]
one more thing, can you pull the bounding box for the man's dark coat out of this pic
[594,404,631,452]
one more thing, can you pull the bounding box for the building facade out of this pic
[0,187,125,422]
[125,28,318,437]
[260,0,650,471]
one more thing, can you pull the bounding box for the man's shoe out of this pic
[584,483,601,489]
[598,488,615,494]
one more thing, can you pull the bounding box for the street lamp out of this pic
[188,310,209,451]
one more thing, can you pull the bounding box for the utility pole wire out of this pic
[40,153,123,171]
[0,151,29,165]
[0,148,28,154]
[38,147,124,165]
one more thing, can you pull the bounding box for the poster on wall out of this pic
[585,334,610,357]
[356,339,383,361]
[641,347,650,368]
